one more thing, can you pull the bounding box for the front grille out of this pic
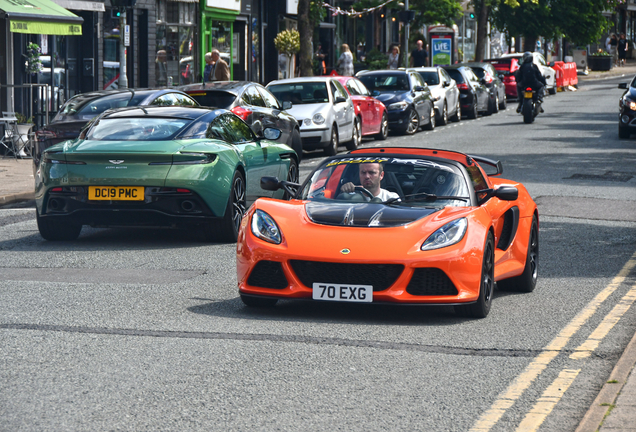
[247,261,288,289]
[289,260,404,292]
[302,136,322,145]
[406,268,458,296]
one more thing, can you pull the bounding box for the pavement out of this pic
[1,63,636,431]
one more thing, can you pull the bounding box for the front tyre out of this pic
[345,118,361,150]
[375,112,389,140]
[289,128,303,162]
[324,125,339,156]
[404,108,419,135]
[498,216,539,293]
[619,124,631,138]
[423,106,436,130]
[282,158,299,200]
[438,101,448,126]
[37,211,82,241]
[455,233,494,318]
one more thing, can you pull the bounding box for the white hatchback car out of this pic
[267,77,359,155]
[501,52,556,94]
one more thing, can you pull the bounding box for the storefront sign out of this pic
[431,35,452,66]
[206,0,240,12]
[10,20,82,35]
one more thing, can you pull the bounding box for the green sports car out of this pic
[35,106,299,242]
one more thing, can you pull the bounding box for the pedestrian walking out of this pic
[337,43,354,76]
[410,40,428,67]
[610,34,618,67]
[315,43,327,75]
[618,33,629,66]
[210,49,230,81]
[203,52,214,82]
[387,46,400,70]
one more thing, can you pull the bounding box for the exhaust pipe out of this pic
[48,198,62,211]
[181,200,195,212]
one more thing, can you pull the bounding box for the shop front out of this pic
[200,0,239,82]
[1,0,84,125]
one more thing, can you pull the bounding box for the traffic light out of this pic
[469,12,475,19]
[112,9,121,18]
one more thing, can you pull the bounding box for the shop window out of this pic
[156,0,196,86]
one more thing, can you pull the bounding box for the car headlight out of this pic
[251,209,282,244]
[625,97,636,111]
[387,101,408,111]
[421,218,467,251]
[312,113,325,125]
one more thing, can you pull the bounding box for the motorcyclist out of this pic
[515,52,546,113]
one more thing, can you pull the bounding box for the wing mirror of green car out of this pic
[263,128,282,141]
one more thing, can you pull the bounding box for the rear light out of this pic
[457,83,469,90]
[231,106,252,121]
[42,153,85,165]
[177,188,191,193]
[51,187,63,192]
[526,87,533,92]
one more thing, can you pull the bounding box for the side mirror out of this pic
[494,186,518,201]
[413,85,425,92]
[618,82,628,89]
[262,127,282,141]
[443,81,450,87]
[335,96,347,104]
[282,100,292,110]
[371,90,381,97]
[260,176,282,191]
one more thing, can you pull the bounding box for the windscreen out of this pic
[418,71,439,86]
[185,91,236,108]
[268,82,329,104]
[445,69,465,84]
[358,74,410,91]
[86,118,190,141]
[301,156,469,207]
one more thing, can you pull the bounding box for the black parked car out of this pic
[35,89,198,165]
[618,79,636,138]
[179,81,302,160]
[464,62,507,113]
[442,66,490,119]
[357,69,435,135]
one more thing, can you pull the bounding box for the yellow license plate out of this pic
[88,186,145,201]
[524,92,533,99]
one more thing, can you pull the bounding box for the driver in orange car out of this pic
[340,162,400,201]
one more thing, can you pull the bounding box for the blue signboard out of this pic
[431,36,452,66]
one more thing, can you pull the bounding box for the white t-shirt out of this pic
[376,189,400,201]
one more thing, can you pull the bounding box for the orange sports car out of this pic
[236,147,538,318]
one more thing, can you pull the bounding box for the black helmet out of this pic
[522,52,533,64]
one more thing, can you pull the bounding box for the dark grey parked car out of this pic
[180,81,302,160]
[34,88,199,165]
[442,66,490,119]
[464,62,507,113]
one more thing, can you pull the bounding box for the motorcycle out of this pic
[522,87,541,124]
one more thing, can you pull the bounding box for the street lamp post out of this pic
[119,10,128,89]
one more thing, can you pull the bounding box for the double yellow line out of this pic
[470,251,636,432]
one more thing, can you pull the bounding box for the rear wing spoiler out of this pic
[468,155,503,176]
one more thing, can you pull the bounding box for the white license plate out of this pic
[312,283,373,303]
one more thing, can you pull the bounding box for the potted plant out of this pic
[14,113,34,157]
[587,50,612,71]
[274,29,300,78]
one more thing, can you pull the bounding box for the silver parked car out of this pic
[412,67,461,125]
[267,77,359,155]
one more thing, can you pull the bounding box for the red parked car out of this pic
[335,76,389,140]
[483,58,520,100]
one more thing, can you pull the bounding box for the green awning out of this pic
[0,0,83,35]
